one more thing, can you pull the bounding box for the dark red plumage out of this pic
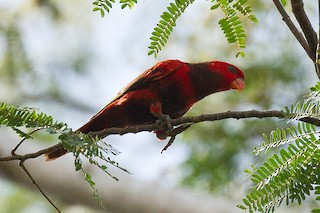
[45,60,245,160]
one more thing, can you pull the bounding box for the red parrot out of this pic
[45,60,245,160]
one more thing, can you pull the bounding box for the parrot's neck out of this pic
[187,63,229,101]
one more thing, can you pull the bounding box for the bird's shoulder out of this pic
[112,60,184,102]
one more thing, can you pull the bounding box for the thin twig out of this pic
[161,136,176,153]
[11,128,43,155]
[11,137,28,156]
[272,0,314,61]
[161,124,192,153]
[19,160,61,212]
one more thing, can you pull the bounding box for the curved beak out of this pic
[230,78,245,91]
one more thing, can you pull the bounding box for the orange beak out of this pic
[230,78,245,91]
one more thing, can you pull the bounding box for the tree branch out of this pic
[0,109,319,211]
[0,143,62,162]
[2,109,320,163]
[291,0,318,62]
[272,0,314,61]
[93,110,286,138]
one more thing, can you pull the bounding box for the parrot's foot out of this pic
[154,114,173,140]
[156,114,173,130]
[149,101,173,139]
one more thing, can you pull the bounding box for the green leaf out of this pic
[100,8,105,17]
[102,4,110,12]
[163,11,173,19]
[244,168,252,174]
[212,0,258,56]
[148,0,195,57]
[210,4,219,10]
[150,36,159,41]
[243,198,251,207]
[240,83,320,213]
[105,0,113,8]
[236,51,245,58]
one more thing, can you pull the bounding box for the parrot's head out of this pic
[208,61,245,92]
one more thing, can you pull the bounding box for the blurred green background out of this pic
[0,0,318,212]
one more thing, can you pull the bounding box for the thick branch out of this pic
[291,0,318,61]
[93,110,320,137]
[272,0,314,60]
[1,109,320,162]
[93,110,286,138]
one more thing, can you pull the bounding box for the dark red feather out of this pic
[45,60,244,160]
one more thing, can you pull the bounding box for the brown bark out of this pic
[0,132,239,213]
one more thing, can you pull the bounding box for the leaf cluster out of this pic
[211,0,257,57]
[91,0,257,57]
[0,102,127,205]
[239,83,320,213]
[61,131,129,205]
[148,0,257,57]
[147,0,195,57]
[0,102,67,138]
[92,0,137,17]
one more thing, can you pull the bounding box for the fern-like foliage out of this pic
[148,0,257,57]
[240,158,320,212]
[148,0,195,57]
[211,0,258,57]
[313,186,320,213]
[60,131,128,180]
[91,0,257,57]
[253,123,318,155]
[60,131,128,206]
[93,0,115,17]
[284,84,320,121]
[239,83,320,213]
[0,102,127,205]
[119,0,138,9]
[0,102,67,138]
[92,0,137,17]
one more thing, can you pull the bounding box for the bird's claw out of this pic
[154,114,173,140]
[156,114,173,130]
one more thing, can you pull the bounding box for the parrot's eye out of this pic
[228,65,237,74]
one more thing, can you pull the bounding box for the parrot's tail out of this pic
[44,144,67,161]
[44,120,94,161]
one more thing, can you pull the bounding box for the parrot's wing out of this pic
[89,60,183,121]
[112,60,183,101]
